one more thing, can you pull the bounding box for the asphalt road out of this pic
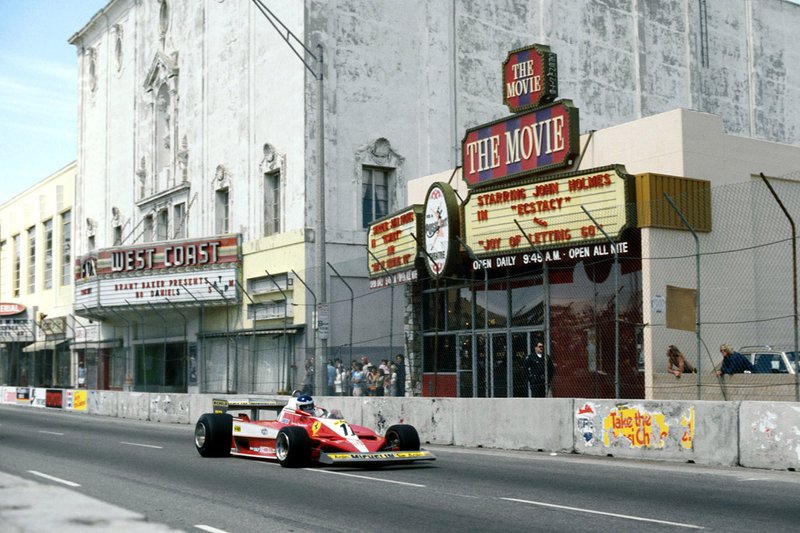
[1,404,798,533]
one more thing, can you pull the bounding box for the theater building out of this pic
[403,108,800,399]
[394,37,800,398]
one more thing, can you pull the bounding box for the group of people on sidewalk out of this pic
[345,355,406,397]
[302,354,407,397]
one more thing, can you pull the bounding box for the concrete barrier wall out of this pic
[453,398,574,451]
[3,387,797,471]
[651,373,800,402]
[573,399,740,467]
[738,402,800,470]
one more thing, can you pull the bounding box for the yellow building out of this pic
[0,162,76,388]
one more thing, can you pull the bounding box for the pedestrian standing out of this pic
[523,342,554,397]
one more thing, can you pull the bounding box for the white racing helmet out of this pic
[296,394,315,413]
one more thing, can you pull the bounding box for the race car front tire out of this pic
[384,424,420,451]
[276,426,311,468]
[194,413,232,457]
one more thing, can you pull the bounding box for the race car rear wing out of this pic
[213,398,287,421]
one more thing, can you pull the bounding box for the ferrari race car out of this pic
[193,394,435,467]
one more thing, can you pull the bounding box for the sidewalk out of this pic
[0,471,183,533]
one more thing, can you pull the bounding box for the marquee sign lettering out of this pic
[503,44,558,113]
[367,206,422,288]
[461,100,579,188]
[462,165,634,257]
[76,234,239,279]
[75,269,238,309]
[0,303,26,316]
[0,319,34,342]
[468,239,634,272]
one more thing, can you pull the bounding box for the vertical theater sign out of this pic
[503,44,558,113]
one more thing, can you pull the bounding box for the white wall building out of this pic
[67,0,800,395]
[0,163,76,389]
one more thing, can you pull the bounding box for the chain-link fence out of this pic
[415,173,800,401]
[109,173,800,401]
[648,173,800,401]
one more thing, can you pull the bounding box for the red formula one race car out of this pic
[193,394,435,468]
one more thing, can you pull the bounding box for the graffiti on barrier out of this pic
[602,405,669,448]
[576,402,597,446]
[680,407,695,450]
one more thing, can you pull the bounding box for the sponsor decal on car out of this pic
[261,428,269,436]
[326,451,433,461]
[233,425,241,433]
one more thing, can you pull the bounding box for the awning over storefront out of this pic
[198,327,303,339]
[22,340,68,353]
[71,339,123,350]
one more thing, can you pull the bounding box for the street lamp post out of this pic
[264,269,290,393]
[513,219,551,394]
[326,262,354,366]
[291,269,316,359]
[252,0,327,395]
[581,206,620,399]
[456,236,486,398]
[206,281,235,393]
[366,248,394,359]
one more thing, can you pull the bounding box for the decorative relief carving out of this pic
[137,156,147,197]
[358,137,404,167]
[86,218,97,237]
[177,136,189,182]
[259,143,284,174]
[87,47,98,92]
[215,165,230,189]
[113,24,124,72]
[111,207,122,227]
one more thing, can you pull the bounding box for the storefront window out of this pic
[423,334,456,373]
[510,275,543,327]
[446,286,472,330]
[135,342,186,392]
[422,289,446,333]
[476,280,509,329]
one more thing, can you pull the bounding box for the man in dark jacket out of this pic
[394,354,406,397]
[716,343,754,376]
[523,342,554,397]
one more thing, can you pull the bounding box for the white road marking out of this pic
[37,430,64,436]
[27,470,81,487]
[307,468,426,487]
[502,497,705,529]
[120,441,163,449]
[195,526,229,533]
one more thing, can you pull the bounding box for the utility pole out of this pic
[252,0,327,395]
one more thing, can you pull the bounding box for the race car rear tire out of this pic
[195,413,232,458]
[384,424,420,451]
[276,426,311,468]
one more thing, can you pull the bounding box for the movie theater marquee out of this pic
[462,166,632,257]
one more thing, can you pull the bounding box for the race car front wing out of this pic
[319,450,436,465]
